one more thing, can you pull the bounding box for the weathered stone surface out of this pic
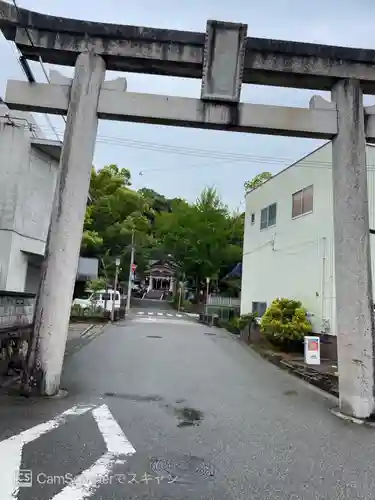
[2,1,375,91]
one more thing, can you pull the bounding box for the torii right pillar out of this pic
[332,78,375,420]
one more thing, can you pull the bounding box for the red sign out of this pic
[131,264,137,272]
[308,340,319,352]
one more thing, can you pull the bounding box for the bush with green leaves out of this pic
[260,298,312,344]
[236,313,257,331]
[70,303,105,318]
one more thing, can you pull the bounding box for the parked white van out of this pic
[73,289,121,312]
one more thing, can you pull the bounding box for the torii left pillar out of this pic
[24,52,106,396]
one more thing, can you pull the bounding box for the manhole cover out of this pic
[150,455,216,484]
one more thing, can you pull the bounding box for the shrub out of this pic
[221,313,257,334]
[260,298,312,346]
[236,313,257,331]
[70,303,105,318]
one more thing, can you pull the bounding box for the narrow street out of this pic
[1,305,375,499]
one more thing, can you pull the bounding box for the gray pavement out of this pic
[1,305,375,499]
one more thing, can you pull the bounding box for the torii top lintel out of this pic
[2,1,375,93]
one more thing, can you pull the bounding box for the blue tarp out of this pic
[223,262,242,280]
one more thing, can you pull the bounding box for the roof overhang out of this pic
[30,137,62,162]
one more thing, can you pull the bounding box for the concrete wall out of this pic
[241,142,375,337]
[0,107,99,294]
[0,106,59,292]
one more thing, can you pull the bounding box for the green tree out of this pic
[154,187,243,301]
[244,172,272,193]
[81,165,156,282]
[138,188,171,214]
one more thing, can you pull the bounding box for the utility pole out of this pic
[205,277,210,313]
[111,257,121,322]
[126,229,135,312]
[178,281,183,312]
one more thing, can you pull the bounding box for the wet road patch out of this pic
[174,407,203,427]
[283,389,298,396]
[104,392,164,402]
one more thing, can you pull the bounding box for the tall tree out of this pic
[81,165,155,281]
[154,187,243,300]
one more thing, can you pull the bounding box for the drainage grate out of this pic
[150,455,216,484]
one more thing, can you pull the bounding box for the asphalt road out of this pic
[2,303,375,499]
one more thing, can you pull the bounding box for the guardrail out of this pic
[0,291,35,383]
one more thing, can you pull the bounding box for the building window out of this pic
[251,213,255,225]
[260,203,277,230]
[252,301,267,317]
[292,185,313,218]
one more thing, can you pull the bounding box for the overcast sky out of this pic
[1,0,375,208]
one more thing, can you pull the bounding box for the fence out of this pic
[0,291,35,385]
[205,305,241,322]
[207,296,241,307]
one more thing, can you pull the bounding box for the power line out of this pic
[6,0,64,139]
[28,123,375,174]
[30,123,331,165]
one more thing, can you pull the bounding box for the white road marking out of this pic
[52,405,135,500]
[52,405,135,499]
[0,404,95,500]
[157,312,163,316]
[134,318,194,326]
[137,311,144,315]
[148,312,154,315]
[92,405,135,455]
[167,314,173,317]
[176,314,182,318]
[51,453,115,500]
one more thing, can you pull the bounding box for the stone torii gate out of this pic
[1,2,375,419]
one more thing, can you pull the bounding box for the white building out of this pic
[241,141,375,353]
[0,104,97,294]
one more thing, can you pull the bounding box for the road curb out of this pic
[80,324,95,338]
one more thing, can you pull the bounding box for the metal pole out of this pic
[111,262,119,322]
[178,283,182,312]
[126,229,135,312]
[205,278,210,314]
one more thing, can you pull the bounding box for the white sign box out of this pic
[304,336,321,365]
